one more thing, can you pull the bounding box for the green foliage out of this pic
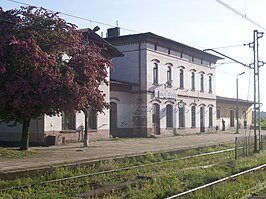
[2,143,266,198]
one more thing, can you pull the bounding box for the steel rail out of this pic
[0,147,235,192]
[165,163,266,198]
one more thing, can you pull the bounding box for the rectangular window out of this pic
[217,109,220,119]
[191,72,195,91]
[88,109,97,130]
[191,106,196,128]
[209,107,213,127]
[166,66,172,87]
[209,76,212,93]
[180,69,184,89]
[179,107,185,128]
[62,111,76,130]
[230,110,234,127]
[200,74,204,92]
[166,105,173,128]
[153,63,158,84]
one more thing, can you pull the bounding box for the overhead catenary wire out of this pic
[215,0,266,31]
[4,0,140,33]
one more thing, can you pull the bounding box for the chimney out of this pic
[107,27,120,38]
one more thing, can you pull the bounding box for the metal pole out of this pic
[253,30,257,152]
[235,137,238,160]
[84,110,89,147]
[236,77,239,134]
[236,72,245,134]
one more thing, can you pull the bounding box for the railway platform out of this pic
[0,129,265,179]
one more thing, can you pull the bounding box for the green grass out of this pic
[3,143,266,198]
[0,148,37,159]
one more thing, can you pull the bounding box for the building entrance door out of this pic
[152,104,160,135]
[200,107,205,132]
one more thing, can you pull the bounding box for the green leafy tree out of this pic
[0,6,111,150]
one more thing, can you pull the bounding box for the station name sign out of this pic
[154,89,178,99]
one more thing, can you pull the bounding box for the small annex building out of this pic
[0,29,123,146]
[216,96,253,131]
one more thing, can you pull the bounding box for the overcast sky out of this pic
[2,0,266,111]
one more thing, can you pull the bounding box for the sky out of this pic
[2,0,266,111]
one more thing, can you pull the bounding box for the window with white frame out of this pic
[166,66,172,87]
[179,69,184,89]
[88,109,97,130]
[153,62,158,84]
[209,107,213,127]
[62,111,76,130]
[179,106,185,127]
[191,106,196,128]
[191,72,195,91]
[200,73,204,92]
[208,75,212,93]
[166,104,173,128]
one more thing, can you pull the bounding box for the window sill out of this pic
[88,129,98,132]
[60,130,76,133]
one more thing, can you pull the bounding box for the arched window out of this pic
[191,72,195,90]
[191,106,196,128]
[208,76,212,93]
[110,102,117,129]
[179,69,184,88]
[167,66,172,83]
[200,74,204,92]
[153,63,158,84]
[166,104,173,128]
[179,106,185,128]
[209,107,213,127]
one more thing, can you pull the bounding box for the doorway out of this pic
[200,107,205,132]
[152,104,160,135]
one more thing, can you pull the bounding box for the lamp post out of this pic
[84,26,100,147]
[236,72,245,134]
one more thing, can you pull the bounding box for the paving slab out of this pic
[0,129,264,176]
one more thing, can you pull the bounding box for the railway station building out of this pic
[0,27,254,145]
[106,28,223,137]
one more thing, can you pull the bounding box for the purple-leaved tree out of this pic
[0,6,111,150]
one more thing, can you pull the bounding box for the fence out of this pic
[235,134,266,159]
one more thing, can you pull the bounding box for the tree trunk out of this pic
[20,118,31,150]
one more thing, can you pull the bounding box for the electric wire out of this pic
[4,0,140,33]
[207,44,247,50]
[215,0,266,31]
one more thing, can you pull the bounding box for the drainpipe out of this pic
[138,36,142,136]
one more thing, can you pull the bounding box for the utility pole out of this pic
[236,72,245,134]
[249,30,264,152]
[83,26,100,147]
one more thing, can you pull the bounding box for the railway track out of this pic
[1,145,265,198]
[166,164,266,198]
